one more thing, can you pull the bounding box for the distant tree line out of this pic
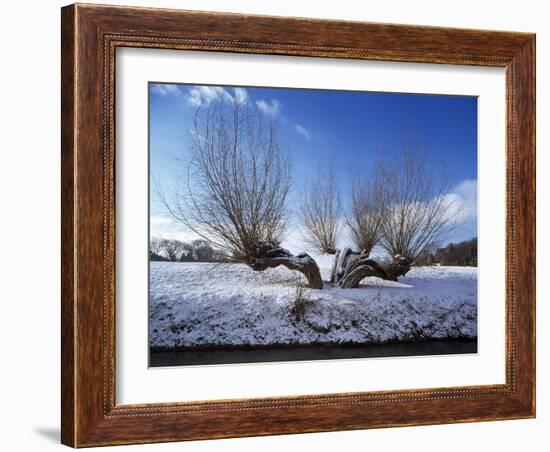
[415,237,477,267]
[149,237,229,263]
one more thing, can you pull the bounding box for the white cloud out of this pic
[150,216,172,226]
[186,86,232,107]
[255,99,281,117]
[294,124,311,141]
[442,179,477,225]
[234,87,249,105]
[151,83,181,97]
[185,86,249,107]
[150,216,203,242]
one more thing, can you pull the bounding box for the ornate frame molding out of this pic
[61,4,535,447]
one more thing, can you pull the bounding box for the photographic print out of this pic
[148,83,478,367]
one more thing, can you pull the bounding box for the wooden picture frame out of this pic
[61,3,535,447]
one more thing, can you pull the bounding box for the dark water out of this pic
[150,339,477,367]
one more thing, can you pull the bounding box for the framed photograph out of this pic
[61,3,535,447]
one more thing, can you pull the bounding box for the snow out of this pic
[149,262,477,349]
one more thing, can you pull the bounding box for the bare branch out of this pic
[158,95,292,262]
[378,137,456,262]
[301,164,341,254]
[345,170,385,256]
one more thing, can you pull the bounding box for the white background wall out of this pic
[0,1,546,450]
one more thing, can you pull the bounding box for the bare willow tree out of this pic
[158,94,323,289]
[346,172,385,256]
[378,146,455,264]
[332,141,456,288]
[301,164,341,255]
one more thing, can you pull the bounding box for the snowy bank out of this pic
[149,262,477,349]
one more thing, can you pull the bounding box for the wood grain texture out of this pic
[60,3,536,447]
[60,5,76,447]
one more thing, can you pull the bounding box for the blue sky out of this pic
[149,82,477,251]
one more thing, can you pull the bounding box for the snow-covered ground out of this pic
[149,262,477,349]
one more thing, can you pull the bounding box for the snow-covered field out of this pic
[149,262,477,349]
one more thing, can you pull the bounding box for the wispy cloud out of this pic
[186,86,232,106]
[294,124,311,141]
[185,86,249,107]
[151,83,182,97]
[255,99,281,118]
[234,87,249,105]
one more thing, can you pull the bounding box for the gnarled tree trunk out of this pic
[247,241,323,290]
[330,247,411,288]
